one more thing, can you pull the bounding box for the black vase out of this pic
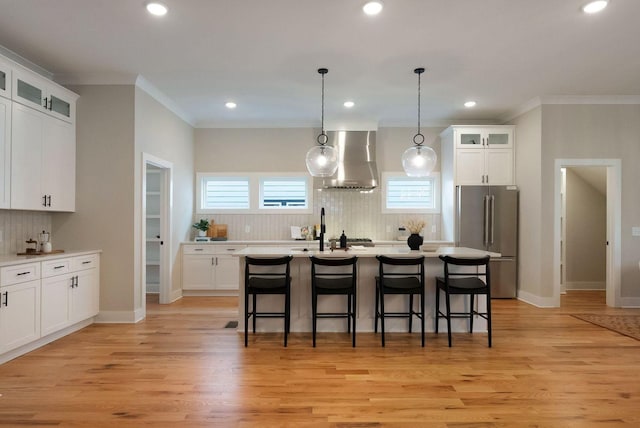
[407,233,423,251]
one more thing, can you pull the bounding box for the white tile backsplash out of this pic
[195,189,440,242]
[0,210,52,255]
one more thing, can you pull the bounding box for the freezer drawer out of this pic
[490,257,517,298]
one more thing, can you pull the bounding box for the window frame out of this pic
[381,171,440,214]
[196,172,312,214]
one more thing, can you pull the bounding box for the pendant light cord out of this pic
[413,67,425,146]
[317,68,328,146]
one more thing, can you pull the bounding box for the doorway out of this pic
[554,159,621,307]
[561,166,607,305]
[142,154,173,313]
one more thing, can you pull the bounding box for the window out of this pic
[382,172,440,213]
[196,173,311,214]
[260,177,309,210]
[197,174,250,213]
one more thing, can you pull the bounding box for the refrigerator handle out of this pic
[490,195,495,245]
[483,195,490,246]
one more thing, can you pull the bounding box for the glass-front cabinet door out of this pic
[0,59,11,99]
[457,128,483,148]
[12,68,75,123]
[13,68,47,112]
[456,127,512,149]
[485,128,512,148]
[47,86,74,122]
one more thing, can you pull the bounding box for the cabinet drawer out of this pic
[71,254,99,271]
[211,245,246,254]
[1,262,40,285]
[183,245,216,255]
[42,258,72,278]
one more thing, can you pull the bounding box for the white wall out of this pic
[565,168,606,288]
[52,85,136,317]
[193,127,445,242]
[134,87,194,306]
[510,106,542,299]
[539,104,640,300]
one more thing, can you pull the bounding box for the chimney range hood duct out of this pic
[314,130,379,190]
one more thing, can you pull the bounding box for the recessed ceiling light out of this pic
[363,1,383,16]
[582,0,608,14]
[225,102,237,109]
[146,2,168,16]
[464,101,477,108]
[343,101,355,108]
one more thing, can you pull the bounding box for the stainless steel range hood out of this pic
[314,130,379,190]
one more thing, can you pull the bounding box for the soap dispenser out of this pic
[339,230,347,249]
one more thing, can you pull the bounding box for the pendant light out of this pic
[306,68,339,177]
[402,67,437,177]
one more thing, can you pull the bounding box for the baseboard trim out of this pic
[517,290,558,308]
[95,310,139,323]
[564,281,605,290]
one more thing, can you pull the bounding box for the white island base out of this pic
[235,246,499,336]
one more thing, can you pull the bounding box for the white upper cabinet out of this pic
[10,102,75,211]
[443,125,515,186]
[3,52,78,213]
[0,58,10,99]
[12,67,76,123]
[0,97,10,209]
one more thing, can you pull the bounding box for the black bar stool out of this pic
[244,255,293,347]
[374,255,426,347]
[309,256,358,347]
[435,255,492,347]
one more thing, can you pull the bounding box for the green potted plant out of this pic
[192,219,210,237]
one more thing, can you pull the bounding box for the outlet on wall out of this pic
[245,225,251,233]
[632,226,640,237]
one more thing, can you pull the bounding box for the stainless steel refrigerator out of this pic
[456,185,519,298]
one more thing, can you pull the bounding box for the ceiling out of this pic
[1,0,639,128]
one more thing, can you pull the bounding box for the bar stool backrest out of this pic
[438,255,491,290]
[376,255,425,281]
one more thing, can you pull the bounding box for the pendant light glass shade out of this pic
[402,67,437,177]
[306,144,339,177]
[306,68,339,177]
[402,145,437,177]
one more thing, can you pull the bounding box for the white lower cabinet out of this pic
[182,244,245,292]
[41,254,99,336]
[0,279,41,354]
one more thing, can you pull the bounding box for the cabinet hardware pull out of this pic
[42,97,48,108]
[82,261,91,265]
[211,257,215,265]
[48,97,53,110]
[16,271,30,276]
[43,195,48,207]
[2,291,8,307]
[47,195,52,207]
[194,248,203,251]
[54,265,65,269]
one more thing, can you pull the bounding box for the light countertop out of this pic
[234,246,499,258]
[0,250,102,268]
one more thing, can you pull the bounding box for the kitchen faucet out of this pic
[319,207,325,251]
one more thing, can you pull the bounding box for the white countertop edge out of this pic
[0,250,102,268]
[181,240,454,246]
[233,246,500,258]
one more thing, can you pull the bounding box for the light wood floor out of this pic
[1,291,639,427]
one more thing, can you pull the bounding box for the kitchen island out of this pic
[234,246,499,335]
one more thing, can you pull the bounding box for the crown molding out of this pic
[502,95,640,122]
[54,72,138,85]
[135,75,195,126]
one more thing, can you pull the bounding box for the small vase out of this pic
[407,233,423,251]
[198,230,207,237]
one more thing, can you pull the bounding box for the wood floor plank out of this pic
[1,291,639,426]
